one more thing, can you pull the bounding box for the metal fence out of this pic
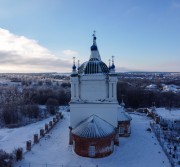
[15,163,99,167]
[150,122,180,167]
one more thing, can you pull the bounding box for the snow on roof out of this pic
[72,115,115,138]
[118,106,132,121]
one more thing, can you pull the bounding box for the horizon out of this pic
[0,0,180,73]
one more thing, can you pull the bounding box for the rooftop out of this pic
[72,115,115,138]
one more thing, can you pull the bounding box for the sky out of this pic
[0,0,180,73]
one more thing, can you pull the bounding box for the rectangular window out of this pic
[119,126,125,134]
[112,83,114,98]
[74,84,76,97]
[89,146,95,157]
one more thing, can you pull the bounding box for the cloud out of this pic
[62,49,78,56]
[0,28,72,73]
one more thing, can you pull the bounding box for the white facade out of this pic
[70,74,118,102]
[80,74,108,101]
[70,33,118,134]
[70,103,118,128]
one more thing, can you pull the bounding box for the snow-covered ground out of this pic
[156,108,180,120]
[12,112,171,167]
[0,116,54,153]
[162,84,180,93]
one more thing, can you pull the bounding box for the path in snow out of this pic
[14,112,171,167]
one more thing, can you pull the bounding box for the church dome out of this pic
[78,58,109,74]
[72,115,115,138]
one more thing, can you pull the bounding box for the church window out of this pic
[119,126,125,134]
[112,84,114,97]
[74,84,76,97]
[89,146,95,157]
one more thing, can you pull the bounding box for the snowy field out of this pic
[12,112,171,167]
[0,116,54,153]
[156,108,180,120]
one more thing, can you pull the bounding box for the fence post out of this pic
[53,117,56,123]
[34,134,38,143]
[26,140,31,151]
[45,124,49,131]
[40,129,45,137]
[49,121,52,127]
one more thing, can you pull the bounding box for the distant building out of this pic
[69,33,131,158]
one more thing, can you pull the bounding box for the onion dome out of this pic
[111,63,115,69]
[72,57,77,72]
[91,36,98,51]
[72,64,76,70]
[110,56,115,72]
[72,115,115,138]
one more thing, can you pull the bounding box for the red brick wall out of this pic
[72,134,115,158]
[118,121,131,137]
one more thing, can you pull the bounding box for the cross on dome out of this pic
[90,31,101,61]
[92,30,96,44]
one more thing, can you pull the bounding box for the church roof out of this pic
[72,115,115,138]
[78,59,109,74]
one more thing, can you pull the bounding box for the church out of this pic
[69,32,131,158]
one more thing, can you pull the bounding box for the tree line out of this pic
[0,84,70,126]
[117,81,180,109]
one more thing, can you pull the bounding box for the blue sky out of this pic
[0,0,180,72]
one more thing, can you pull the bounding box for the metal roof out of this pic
[72,115,115,138]
[118,106,132,121]
[78,60,109,74]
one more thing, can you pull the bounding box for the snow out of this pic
[162,84,180,93]
[146,84,157,90]
[11,112,170,167]
[0,116,54,153]
[156,108,180,120]
[72,115,115,138]
[117,106,132,121]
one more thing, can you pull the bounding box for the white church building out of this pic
[69,33,131,158]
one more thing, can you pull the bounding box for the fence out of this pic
[16,163,99,167]
[150,122,180,167]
